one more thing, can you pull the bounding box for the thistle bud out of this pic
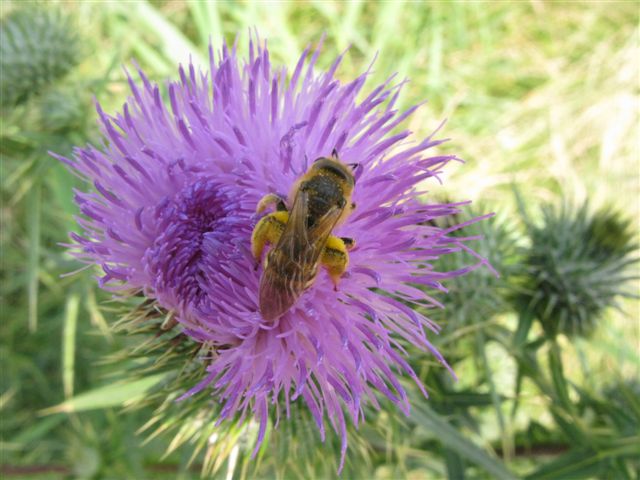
[1,7,81,107]
[516,202,637,337]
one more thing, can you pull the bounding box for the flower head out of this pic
[55,37,489,469]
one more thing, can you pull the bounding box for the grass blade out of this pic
[339,1,368,52]
[42,374,166,414]
[63,293,80,399]
[189,2,223,47]
[12,414,66,445]
[120,0,206,69]
[27,182,41,332]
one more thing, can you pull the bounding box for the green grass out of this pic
[1,1,638,478]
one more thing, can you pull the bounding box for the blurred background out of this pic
[1,1,638,479]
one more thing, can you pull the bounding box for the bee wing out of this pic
[259,190,310,320]
[259,190,344,320]
[305,204,344,263]
[258,265,298,321]
[279,188,345,279]
[279,187,312,261]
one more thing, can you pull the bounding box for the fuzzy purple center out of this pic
[143,179,239,309]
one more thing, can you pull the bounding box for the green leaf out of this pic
[513,310,534,347]
[411,402,517,480]
[444,447,466,479]
[548,340,572,413]
[42,374,166,414]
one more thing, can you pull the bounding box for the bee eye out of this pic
[312,157,325,167]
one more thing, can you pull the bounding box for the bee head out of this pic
[311,151,357,188]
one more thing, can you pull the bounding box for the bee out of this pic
[251,150,357,320]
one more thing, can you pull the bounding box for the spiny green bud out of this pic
[586,208,636,261]
[433,205,521,327]
[1,7,81,107]
[516,202,638,338]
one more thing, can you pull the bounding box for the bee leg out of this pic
[256,193,288,214]
[251,211,289,268]
[322,235,350,291]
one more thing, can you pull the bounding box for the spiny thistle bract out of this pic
[54,38,490,470]
[431,205,519,327]
[516,202,638,338]
[0,7,81,107]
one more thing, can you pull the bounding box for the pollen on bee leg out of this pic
[322,236,349,292]
[250,217,270,263]
[251,212,287,266]
[256,193,287,213]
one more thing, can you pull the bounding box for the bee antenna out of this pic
[331,148,339,159]
[348,163,359,170]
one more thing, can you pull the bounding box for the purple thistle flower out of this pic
[55,37,490,470]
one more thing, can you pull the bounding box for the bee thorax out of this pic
[303,175,344,225]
